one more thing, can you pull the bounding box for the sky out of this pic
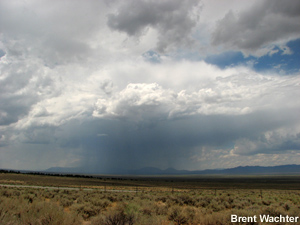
[0,0,300,173]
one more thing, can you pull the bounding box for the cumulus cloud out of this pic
[93,72,300,121]
[93,81,251,122]
[231,129,300,156]
[211,0,300,56]
[93,83,176,121]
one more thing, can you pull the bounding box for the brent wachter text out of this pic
[231,214,299,223]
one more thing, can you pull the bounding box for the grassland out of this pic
[0,172,299,224]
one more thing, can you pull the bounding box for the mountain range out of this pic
[45,164,300,175]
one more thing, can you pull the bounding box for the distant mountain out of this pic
[125,164,300,175]
[44,164,300,175]
[218,164,300,175]
[45,167,84,174]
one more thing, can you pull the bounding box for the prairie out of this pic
[0,172,299,224]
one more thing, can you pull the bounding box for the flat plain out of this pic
[0,172,299,224]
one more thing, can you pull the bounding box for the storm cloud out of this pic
[107,0,201,52]
[0,0,300,172]
[211,0,300,56]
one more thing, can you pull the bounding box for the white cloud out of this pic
[93,66,300,121]
[231,127,300,155]
[93,83,176,121]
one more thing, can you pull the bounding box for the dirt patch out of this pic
[156,201,166,206]
[110,202,118,209]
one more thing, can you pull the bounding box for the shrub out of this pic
[168,206,188,225]
[260,205,286,217]
[71,202,101,220]
[178,194,195,206]
[0,197,82,225]
[92,204,135,225]
[153,202,168,216]
[91,199,111,209]
[140,207,152,216]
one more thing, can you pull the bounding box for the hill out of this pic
[44,164,300,175]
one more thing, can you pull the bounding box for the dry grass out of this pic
[1,172,300,224]
[1,186,300,225]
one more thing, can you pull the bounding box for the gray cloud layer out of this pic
[211,0,300,56]
[0,0,300,171]
[107,0,201,52]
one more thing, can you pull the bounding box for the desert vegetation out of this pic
[0,172,300,224]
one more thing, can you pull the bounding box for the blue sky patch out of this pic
[142,50,161,63]
[205,38,300,75]
[0,49,5,58]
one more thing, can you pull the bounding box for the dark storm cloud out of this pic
[0,56,55,126]
[19,126,57,145]
[89,72,300,171]
[269,0,300,17]
[52,106,299,172]
[211,0,300,55]
[0,95,36,126]
[107,0,201,52]
[5,92,298,171]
